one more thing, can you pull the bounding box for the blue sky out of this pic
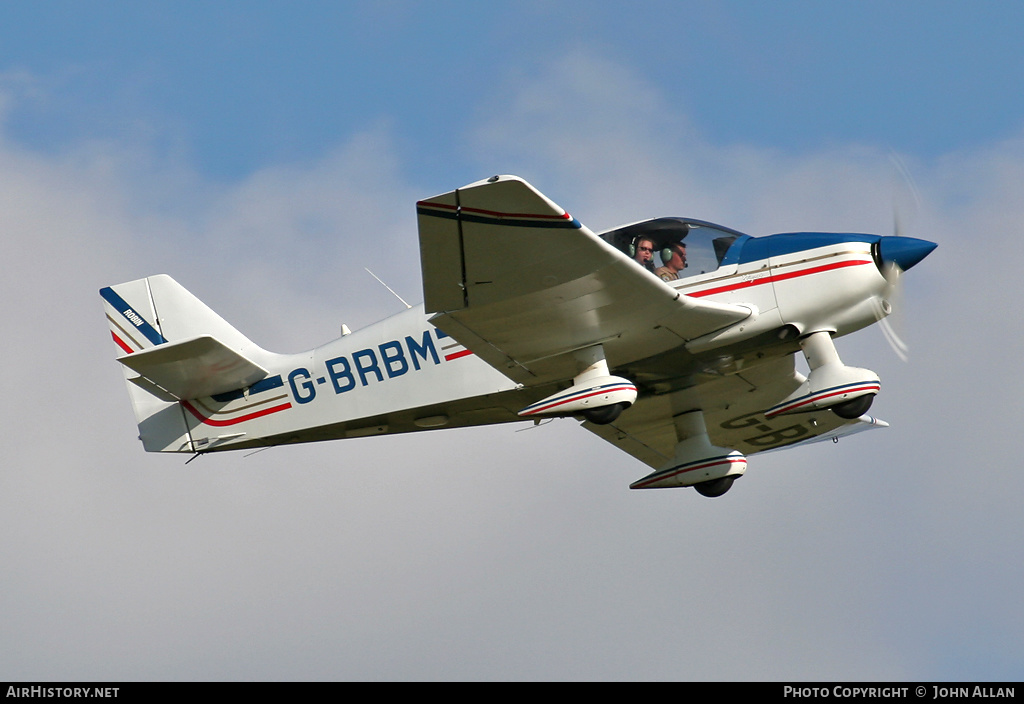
[2,1,1023,682]
[5,2,1024,179]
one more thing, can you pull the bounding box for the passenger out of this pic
[654,242,687,281]
[633,236,656,271]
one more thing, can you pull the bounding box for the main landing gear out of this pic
[517,344,637,425]
[765,331,880,420]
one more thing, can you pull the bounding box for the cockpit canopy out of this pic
[599,217,750,280]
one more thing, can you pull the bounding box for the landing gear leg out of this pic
[766,331,880,418]
[573,346,630,425]
[630,410,746,494]
[517,344,637,423]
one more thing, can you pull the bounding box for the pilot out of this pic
[632,236,656,271]
[654,242,687,282]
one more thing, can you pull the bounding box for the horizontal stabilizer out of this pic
[117,335,268,400]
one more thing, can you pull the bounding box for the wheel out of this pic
[580,402,628,425]
[693,475,736,498]
[831,393,874,419]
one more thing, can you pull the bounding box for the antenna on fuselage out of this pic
[364,268,412,309]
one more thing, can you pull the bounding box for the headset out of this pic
[629,236,663,258]
[662,241,686,265]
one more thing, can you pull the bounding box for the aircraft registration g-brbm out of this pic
[101,175,936,497]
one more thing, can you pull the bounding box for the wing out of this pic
[583,355,888,470]
[417,175,752,385]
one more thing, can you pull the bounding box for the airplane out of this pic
[100,175,936,497]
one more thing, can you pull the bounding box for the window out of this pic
[600,217,748,282]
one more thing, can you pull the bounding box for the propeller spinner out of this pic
[872,236,937,361]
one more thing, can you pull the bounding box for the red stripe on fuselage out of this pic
[444,349,473,361]
[180,399,292,427]
[687,258,872,298]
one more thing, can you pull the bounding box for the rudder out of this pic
[100,274,270,452]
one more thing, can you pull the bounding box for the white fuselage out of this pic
[182,236,888,453]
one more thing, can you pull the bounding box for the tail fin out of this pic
[100,274,270,452]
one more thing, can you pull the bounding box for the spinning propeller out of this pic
[872,156,936,361]
[874,249,910,361]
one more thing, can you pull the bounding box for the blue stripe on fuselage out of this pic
[735,233,881,264]
[211,375,285,403]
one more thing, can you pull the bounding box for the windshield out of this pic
[600,217,749,282]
